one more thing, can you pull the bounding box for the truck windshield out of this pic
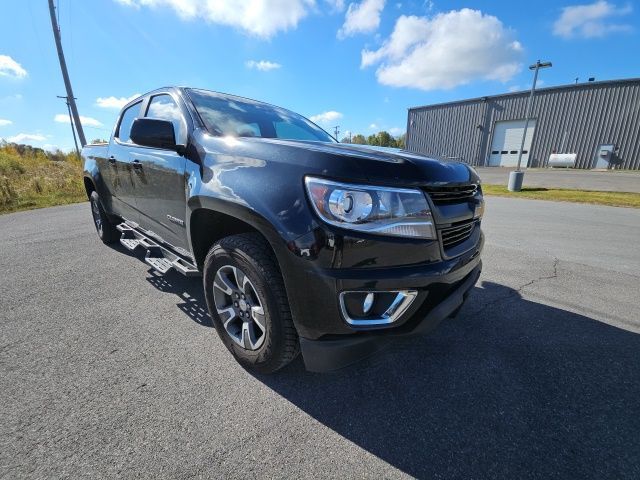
[187,88,336,143]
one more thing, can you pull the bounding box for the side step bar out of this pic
[116,223,200,277]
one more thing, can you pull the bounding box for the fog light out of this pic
[339,290,418,327]
[363,292,374,314]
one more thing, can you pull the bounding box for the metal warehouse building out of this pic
[406,78,640,170]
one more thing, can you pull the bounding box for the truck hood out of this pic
[254,139,479,187]
[196,132,479,188]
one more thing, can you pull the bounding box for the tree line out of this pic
[340,131,406,149]
[0,141,78,162]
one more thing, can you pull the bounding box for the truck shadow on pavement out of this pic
[108,243,213,328]
[256,281,640,479]
[145,270,213,328]
[111,242,640,477]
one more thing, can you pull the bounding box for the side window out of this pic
[117,102,142,143]
[146,94,186,144]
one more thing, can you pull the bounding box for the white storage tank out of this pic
[548,153,577,168]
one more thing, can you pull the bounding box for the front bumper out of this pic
[299,261,481,372]
[274,199,484,372]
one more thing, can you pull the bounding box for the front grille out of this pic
[440,220,476,248]
[424,184,478,204]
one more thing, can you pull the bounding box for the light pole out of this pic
[508,59,552,192]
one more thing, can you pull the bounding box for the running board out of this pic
[116,223,200,277]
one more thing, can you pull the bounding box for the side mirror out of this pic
[130,118,178,151]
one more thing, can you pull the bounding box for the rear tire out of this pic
[203,233,299,374]
[90,191,119,244]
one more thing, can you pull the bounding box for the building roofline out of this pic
[408,77,640,112]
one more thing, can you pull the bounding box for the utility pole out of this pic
[333,125,340,140]
[48,0,86,147]
[57,95,80,158]
[508,59,552,192]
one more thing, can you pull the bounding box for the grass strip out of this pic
[482,184,640,208]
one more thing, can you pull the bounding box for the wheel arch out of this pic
[83,175,96,199]
[188,201,287,272]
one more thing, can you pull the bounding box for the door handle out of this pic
[132,159,143,170]
[108,156,116,164]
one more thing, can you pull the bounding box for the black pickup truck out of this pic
[82,87,484,373]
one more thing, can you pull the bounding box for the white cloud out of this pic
[338,0,385,38]
[96,93,141,109]
[115,0,319,38]
[0,119,12,127]
[54,114,103,127]
[3,133,46,143]
[389,127,403,135]
[43,144,62,152]
[361,9,522,90]
[0,55,27,79]
[368,123,379,129]
[310,110,343,124]
[245,60,282,71]
[553,1,632,38]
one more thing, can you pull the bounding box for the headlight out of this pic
[304,176,436,239]
[474,197,485,219]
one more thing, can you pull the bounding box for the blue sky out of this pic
[0,0,638,151]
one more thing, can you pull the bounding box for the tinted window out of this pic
[117,102,142,143]
[275,122,321,141]
[187,88,335,143]
[146,94,186,143]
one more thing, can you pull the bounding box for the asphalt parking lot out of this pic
[476,167,640,193]
[1,198,639,479]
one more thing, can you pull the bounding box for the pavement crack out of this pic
[467,257,560,316]
[516,257,559,292]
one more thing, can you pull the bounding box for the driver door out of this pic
[129,93,189,251]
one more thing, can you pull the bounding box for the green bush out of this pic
[0,143,86,214]
[0,153,27,175]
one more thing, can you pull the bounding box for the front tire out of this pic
[89,191,119,244]
[203,233,299,373]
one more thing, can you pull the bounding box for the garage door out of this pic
[488,119,536,167]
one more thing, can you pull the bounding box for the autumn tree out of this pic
[351,134,366,145]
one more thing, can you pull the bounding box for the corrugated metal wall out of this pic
[406,78,640,170]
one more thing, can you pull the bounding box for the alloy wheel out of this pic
[212,265,267,350]
[91,198,103,236]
